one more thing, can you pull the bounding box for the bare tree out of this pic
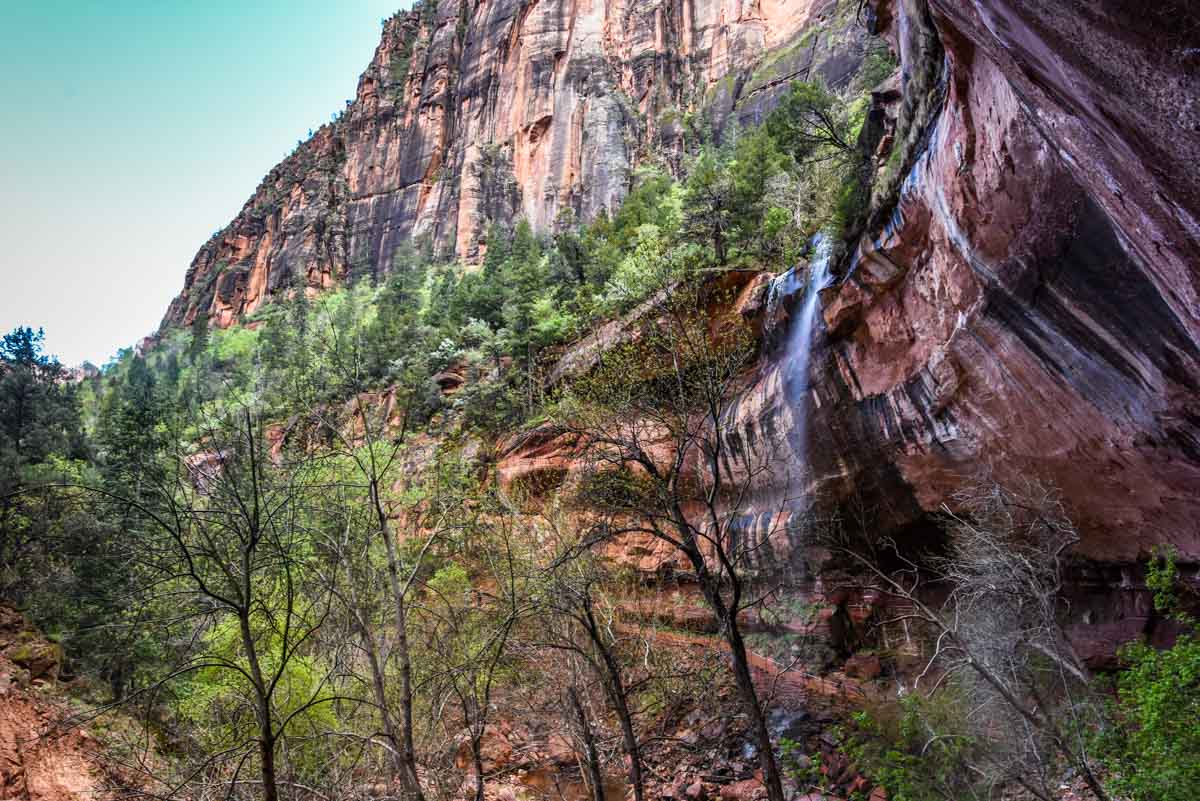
[83,405,348,801]
[565,680,608,801]
[825,478,1111,801]
[539,549,648,801]
[296,311,454,800]
[552,278,796,801]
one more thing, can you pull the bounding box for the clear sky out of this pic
[0,0,411,367]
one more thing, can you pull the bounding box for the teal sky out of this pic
[0,0,410,366]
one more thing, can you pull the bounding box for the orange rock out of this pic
[719,778,766,800]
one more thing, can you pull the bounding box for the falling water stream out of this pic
[775,233,835,481]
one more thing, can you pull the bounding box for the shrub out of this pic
[1096,547,1200,801]
[837,693,988,801]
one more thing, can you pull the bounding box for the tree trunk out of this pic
[567,686,607,801]
[585,610,645,801]
[258,734,280,801]
[471,733,486,801]
[724,619,785,801]
[693,570,785,801]
[604,672,645,801]
[239,612,279,801]
[373,480,425,801]
[678,525,784,801]
[395,598,422,798]
[362,628,406,781]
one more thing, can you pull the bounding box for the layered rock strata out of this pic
[163,0,868,328]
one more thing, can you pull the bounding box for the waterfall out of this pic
[782,233,834,480]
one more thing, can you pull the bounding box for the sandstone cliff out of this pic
[487,0,1200,665]
[799,0,1200,563]
[162,0,868,329]
[160,0,1200,662]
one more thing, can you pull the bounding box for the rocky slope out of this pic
[162,0,869,328]
[0,609,109,801]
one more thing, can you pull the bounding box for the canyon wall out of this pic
[162,0,869,328]
[696,0,1200,660]
[496,0,1200,568]
[800,0,1200,563]
[161,0,1200,655]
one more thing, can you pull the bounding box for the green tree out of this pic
[115,407,338,801]
[681,148,735,264]
[729,128,795,260]
[1098,547,1200,801]
[766,79,856,164]
[366,243,431,381]
[0,327,87,593]
[81,354,173,698]
[188,312,210,363]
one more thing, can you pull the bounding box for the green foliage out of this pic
[0,327,84,471]
[1100,633,1200,801]
[766,80,856,162]
[181,603,338,777]
[529,290,578,349]
[188,312,210,362]
[855,40,899,91]
[602,223,678,308]
[390,32,415,87]
[1096,547,1200,801]
[786,692,987,801]
[682,147,736,264]
[728,128,803,262]
[0,327,90,593]
[0,328,172,700]
[212,324,259,367]
[844,693,987,801]
[1145,545,1182,617]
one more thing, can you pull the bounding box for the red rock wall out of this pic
[163,0,870,329]
[733,0,1200,567]
[162,0,1200,648]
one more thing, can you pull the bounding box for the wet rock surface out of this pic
[788,0,1200,568]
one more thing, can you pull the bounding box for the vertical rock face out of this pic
[162,0,1200,577]
[163,0,868,328]
[730,0,1200,567]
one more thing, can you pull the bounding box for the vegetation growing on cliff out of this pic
[3,30,1198,801]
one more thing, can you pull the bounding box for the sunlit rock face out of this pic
[162,0,870,329]
[734,0,1200,568]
